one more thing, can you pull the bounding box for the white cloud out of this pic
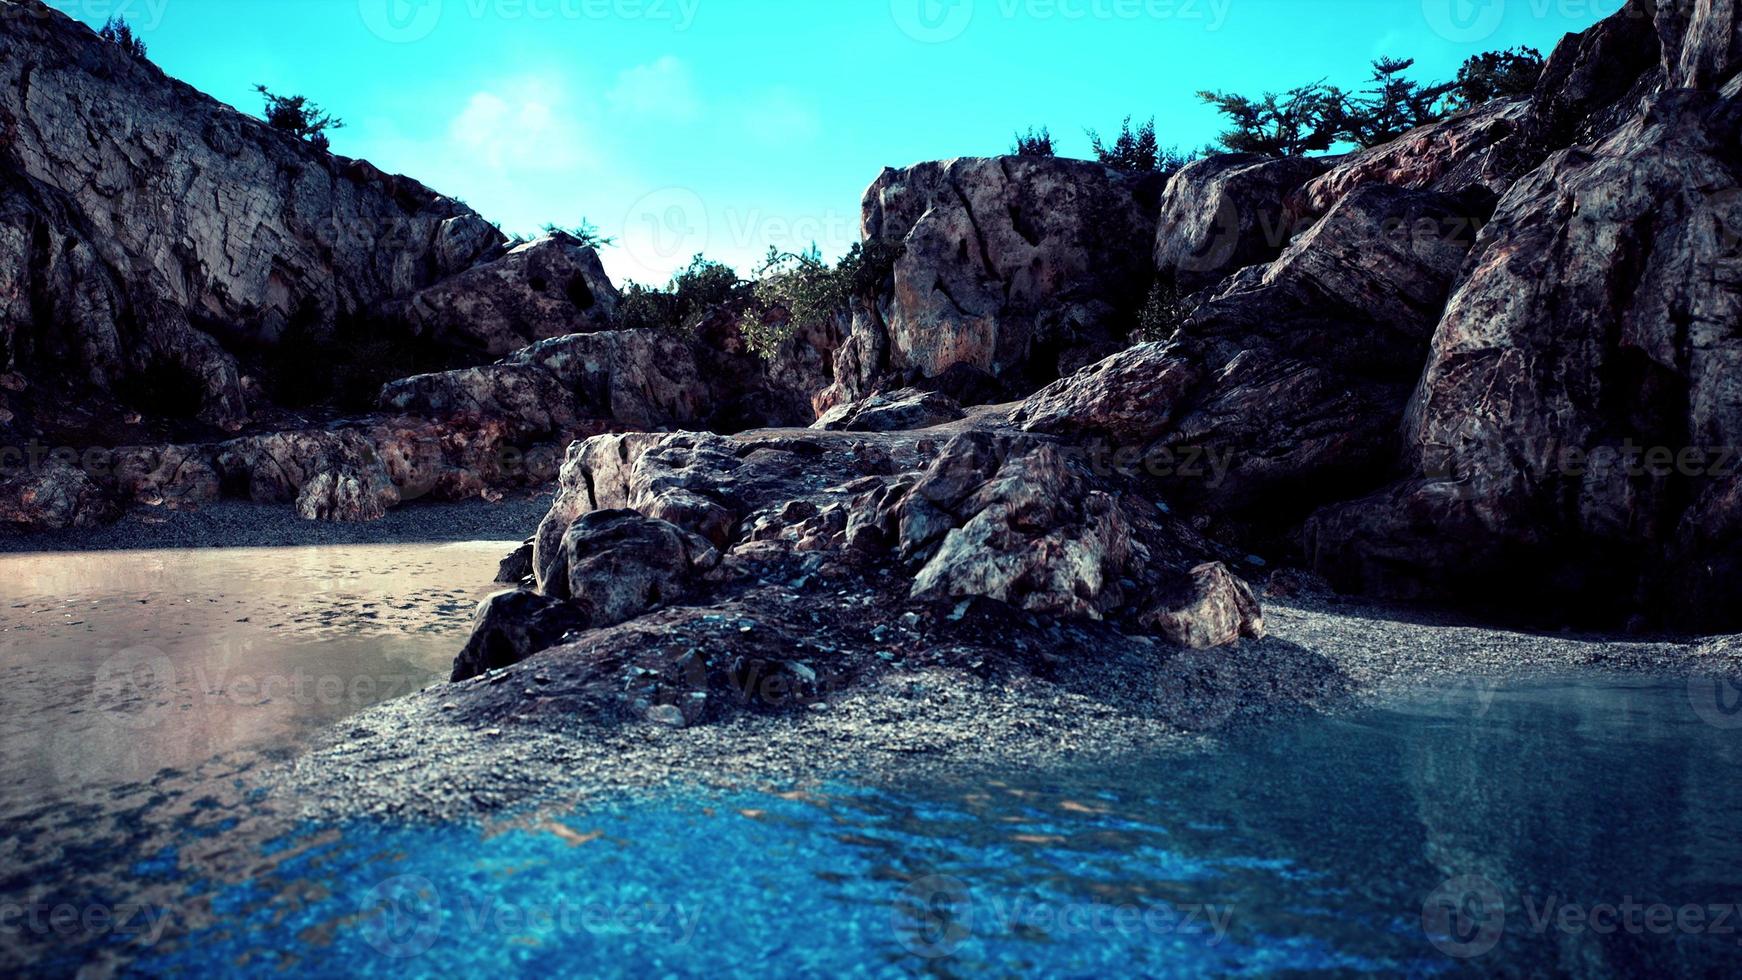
[448,73,595,173]
[735,87,821,146]
[606,56,700,121]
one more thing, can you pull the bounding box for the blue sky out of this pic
[66,0,1615,284]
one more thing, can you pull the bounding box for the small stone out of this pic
[646,704,687,728]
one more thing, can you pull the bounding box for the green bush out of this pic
[98,17,148,59]
[254,85,345,150]
[617,254,750,336]
[1133,278,1193,345]
[1197,83,1346,157]
[1450,47,1545,109]
[1012,126,1056,157]
[540,218,615,249]
[744,241,903,359]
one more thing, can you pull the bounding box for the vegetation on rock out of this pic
[254,85,346,149]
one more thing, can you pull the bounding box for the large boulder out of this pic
[1307,85,1742,625]
[823,156,1164,408]
[452,590,590,682]
[293,466,400,523]
[452,424,1270,722]
[0,457,116,529]
[541,510,720,625]
[1155,154,1333,291]
[1018,183,1485,521]
[812,388,964,433]
[0,1,502,430]
[392,234,621,358]
[1289,99,1531,224]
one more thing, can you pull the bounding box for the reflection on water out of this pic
[7,674,1741,976]
[0,542,512,818]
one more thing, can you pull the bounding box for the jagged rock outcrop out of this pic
[458,423,1268,700]
[0,457,116,529]
[1289,99,1530,224]
[1018,182,1485,522]
[1307,85,1742,623]
[823,156,1163,409]
[1299,0,1742,626]
[1156,154,1332,290]
[379,330,728,445]
[391,234,620,358]
[0,0,503,433]
[812,388,964,433]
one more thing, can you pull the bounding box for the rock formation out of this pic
[450,422,1269,716]
[822,156,1163,409]
[0,0,502,433]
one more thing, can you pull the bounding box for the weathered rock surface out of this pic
[1307,86,1742,624]
[452,590,589,682]
[1289,99,1530,224]
[452,422,1269,726]
[293,466,400,523]
[1156,154,1332,290]
[0,457,116,529]
[812,388,963,433]
[0,0,502,432]
[823,156,1163,408]
[391,234,620,358]
[1018,183,1484,521]
[379,330,727,445]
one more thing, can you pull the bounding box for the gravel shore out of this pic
[269,591,1742,825]
[0,493,554,553]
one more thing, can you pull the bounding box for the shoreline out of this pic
[9,493,1737,825]
[266,592,1742,825]
[0,492,553,553]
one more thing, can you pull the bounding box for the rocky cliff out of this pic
[0,0,810,528]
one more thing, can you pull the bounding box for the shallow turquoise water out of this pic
[10,674,1742,977]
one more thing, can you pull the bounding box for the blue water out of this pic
[11,675,1742,977]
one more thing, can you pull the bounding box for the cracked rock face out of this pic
[391,234,621,358]
[1308,87,1742,624]
[459,423,1269,718]
[0,1,501,431]
[1018,183,1485,523]
[825,156,1162,408]
[1154,153,1332,291]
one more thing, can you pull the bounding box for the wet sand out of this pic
[0,539,516,817]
